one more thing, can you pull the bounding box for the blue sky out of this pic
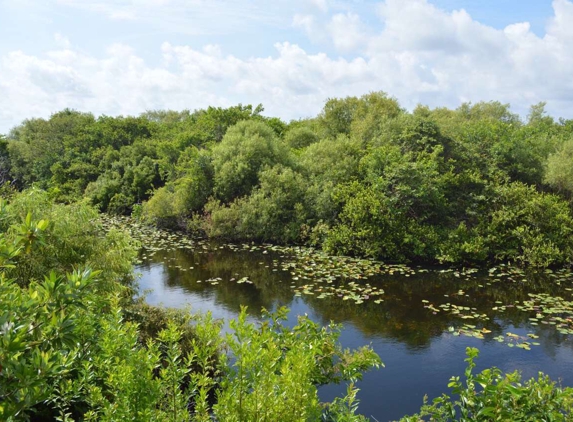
[0,0,571,132]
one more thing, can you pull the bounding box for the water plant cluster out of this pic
[109,214,573,356]
[418,266,573,349]
[124,215,573,420]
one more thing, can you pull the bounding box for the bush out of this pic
[206,165,309,243]
[1,189,137,288]
[213,307,381,421]
[545,137,573,196]
[482,183,573,266]
[401,347,573,421]
[142,185,179,228]
[0,191,382,421]
[284,126,319,149]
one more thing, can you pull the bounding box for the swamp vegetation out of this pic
[2,94,573,420]
[3,93,573,267]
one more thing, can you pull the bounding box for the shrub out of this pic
[401,347,573,421]
[1,189,137,287]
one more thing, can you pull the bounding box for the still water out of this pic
[135,239,573,421]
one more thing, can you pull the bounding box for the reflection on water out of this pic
[136,245,573,421]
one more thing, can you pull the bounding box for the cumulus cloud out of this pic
[1,0,573,132]
[328,13,367,53]
[365,0,573,109]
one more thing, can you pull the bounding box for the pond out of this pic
[130,223,573,421]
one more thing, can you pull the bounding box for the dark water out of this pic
[136,243,573,421]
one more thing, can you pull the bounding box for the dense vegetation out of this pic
[0,189,382,421]
[2,191,572,420]
[3,94,573,267]
[3,91,573,419]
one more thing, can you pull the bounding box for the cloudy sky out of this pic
[0,0,572,133]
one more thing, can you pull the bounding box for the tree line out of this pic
[3,93,573,267]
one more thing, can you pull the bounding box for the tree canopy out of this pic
[3,94,573,267]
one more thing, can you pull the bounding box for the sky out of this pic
[0,0,572,133]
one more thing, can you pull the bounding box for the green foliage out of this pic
[348,92,403,143]
[143,147,213,228]
[1,189,137,287]
[400,347,573,421]
[319,96,361,138]
[438,183,573,266]
[301,135,364,187]
[323,182,440,262]
[361,144,450,222]
[7,110,96,189]
[142,186,179,228]
[483,183,573,266]
[284,126,320,149]
[298,134,366,226]
[214,306,381,421]
[545,137,573,196]
[0,193,139,420]
[0,135,11,186]
[318,92,402,140]
[322,384,369,422]
[182,103,266,144]
[0,269,101,420]
[457,101,521,124]
[172,148,213,212]
[206,165,308,243]
[211,120,290,202]
[0,191,381,421]
[5,94,573,267]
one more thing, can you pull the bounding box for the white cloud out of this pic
[292,13,331,45]
[2,0,573,132]
[328,13,367,53]
[292,13,316,36]
[548,0,573,42]
[372,0,502,55]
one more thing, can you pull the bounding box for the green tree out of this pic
[7,110,96,188]
[212,120,290,202]
[206,165,308,243]
[0,135,11,186]
[545,138,573,197]
[283,126,319,149]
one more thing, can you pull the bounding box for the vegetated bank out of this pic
[0,189,382,421]
[3,93,573,268]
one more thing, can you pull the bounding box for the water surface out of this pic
[136,239,573,421]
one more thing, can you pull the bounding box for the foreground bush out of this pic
[400,347,573,421]
[0,189,137,289]
[0,191,382,421]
